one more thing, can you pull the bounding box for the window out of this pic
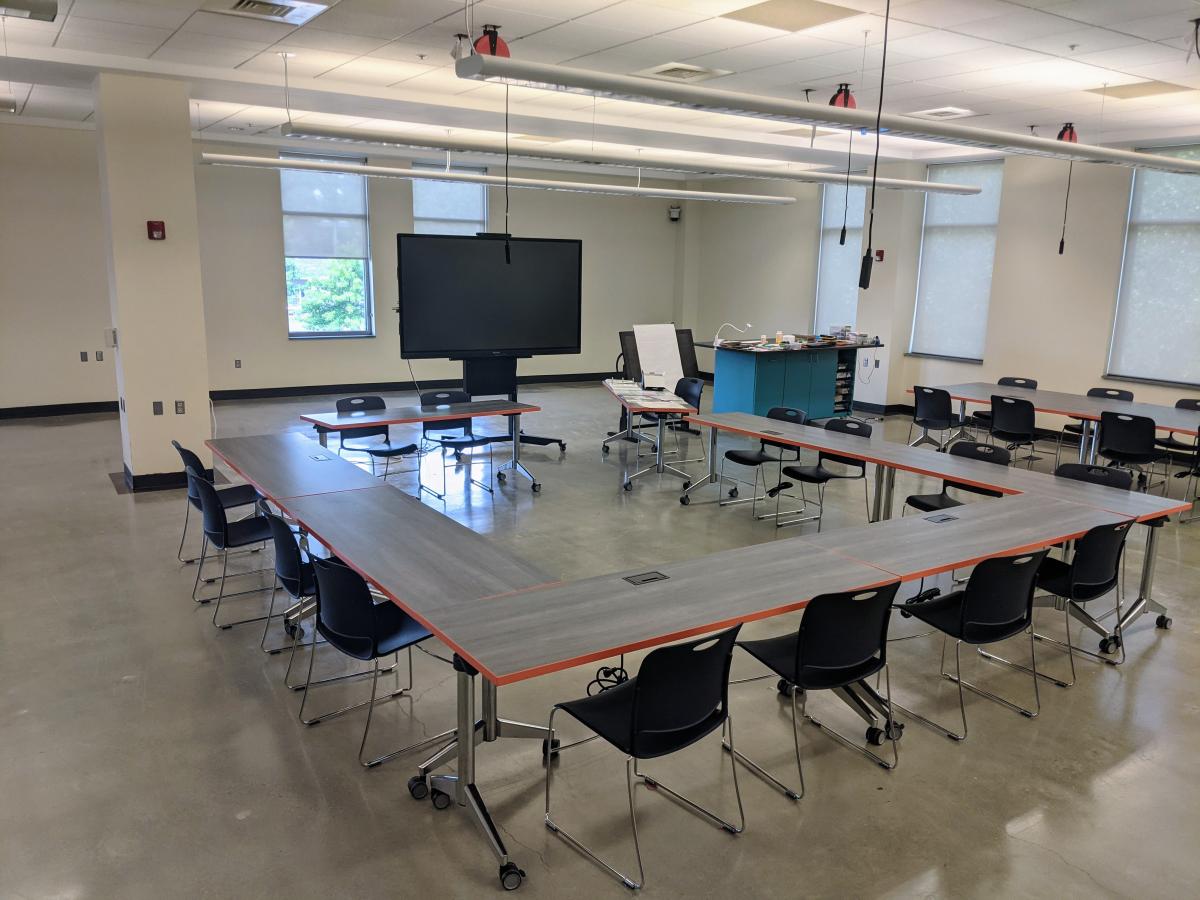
[1108,146,1200,385]
[909,160,1004,360]
[412,163,487,235]
[814,181,865,334]
[280,155,373,337]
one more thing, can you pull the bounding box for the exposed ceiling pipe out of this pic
[280,121,980,194]
[200,152,799,204]
[455,55,1200,177]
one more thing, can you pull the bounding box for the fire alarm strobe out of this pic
[147,221,166,240]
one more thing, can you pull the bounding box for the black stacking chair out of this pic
[640,377,706,463]
[1053,387,1133,467]
[260,512,317,660]
[908,386,966,450]
[729,582,902,801]
[300,557,452,769]
[1097,411,1168,492]
[188,468,275,630]
[989,395,1039,467]
[171,440,260,564]
[904,442,1010,514]
[972,376,1037,435]
[890,549,1049,741]
[1055,463,1133,491]
[1156,399,1200,517]
[544,625,744,890]
[718,406,807,519]
[332,396,418,478]
[778,418,872,530]
[418,389,493,499]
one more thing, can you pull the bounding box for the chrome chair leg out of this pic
[889,636,970,742]
[176,501,193,564]
[977,605,1076,688]
[359,648,447,768]
[723,689,804,801]
[632,725,745,835]
[800,668,900,771]
[192,535,209,601]
[945,631,1040,720]
[298,646,408,725]
[1034,583,1127,667]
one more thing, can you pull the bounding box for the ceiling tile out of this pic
[576,1,711,33]
[895,0,1012,28]
[238,48,357,76]
[466,3,570,39]
[153,46,260,66]
[682,33,851,70]
[157,31,270,55]
[510,21,645,58]
[660,16,785,50]
[307,0,462,38]
[68,0,193,29]
[54,34,160,56]
[278,28,392,54]
[1,19,60,45]
[58,16,173,45]
[319,57,436,86]
[1114,12,1200,43]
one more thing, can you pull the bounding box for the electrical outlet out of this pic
[95,350,104,362]
[152,401,163,416]
[174,401,186,415]
[80,351,88,362]
[234,359,241,368]
[874,359,880,368]
[119,397,125,412]
[862,357,869,368]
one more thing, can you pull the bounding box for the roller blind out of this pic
[814,181,865,334]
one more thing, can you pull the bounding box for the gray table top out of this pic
[433,540,896,685]
[300,399,539,431]
[208,433,379,499]
[931,381,1200,435]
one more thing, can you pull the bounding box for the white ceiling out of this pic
[2,0,1199,170]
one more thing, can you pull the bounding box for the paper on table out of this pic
[633,323,684,391]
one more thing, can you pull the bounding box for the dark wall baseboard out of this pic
[122,464,199,493]
[0,400,119,420]
[852,401,913,416]
[209,371,616,401]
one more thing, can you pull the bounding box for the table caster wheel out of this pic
[623,481,633,492]
[602,444,610,454]
[728,487,739,499]
[682,481,691,490]
[865,726,885,747]
[776,678,795,697]
[651,445,658,454]
[1099,636,1120,655]
[541,738,561,761]
[679,495,691,506]
[496,472,507,483]
[1156,614,1172,630]
[407,775,429,800]
[499,862,525,891]
[885,721,904,741]
[531,482,542,493]
[430,788,452,810]
[558,442,566,453]
[284,620,303,639]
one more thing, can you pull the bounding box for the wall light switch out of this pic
[234,359,242,368]
[152,401,163,416]
[80,351,88,362]
[95,350,104,362]
[174,401,186,415]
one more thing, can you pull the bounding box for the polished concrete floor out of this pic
[2,382,1198,899]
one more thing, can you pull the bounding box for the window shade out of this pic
[814,182,865,334]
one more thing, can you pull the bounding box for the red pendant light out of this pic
[473,24,510,58]
[1057,122,1078,143]
[829,83,856,108]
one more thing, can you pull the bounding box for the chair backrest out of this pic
[1068,520,1132,598]
[945,441,1010,497]
[172,440,207,504]
[959,550,1047,643]
[618,329,701,381]
[820,417,871,471]
[335,395,388,443]
[630,625,740,756]
[1054,463,1133,491]
[421,389,473,437]
[312,556,378,658]
[187,466,228,547]
[761,406,806,454]
[998,376,1037,389]
[990,395,1035,437]
[265,512,309,597]
[1174,398,1200,412]
[913,385,953,426]
[674,377,704,410]
[1098,411,1157,456]
[1087,387,1133,402]
[795,582,900,679]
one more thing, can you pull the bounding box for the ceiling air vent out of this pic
[201,0,335,26]
[909,106,977,120]
[635,62,731,83]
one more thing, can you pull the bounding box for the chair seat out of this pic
[904,591,1027,645]
[556,678,724,760]
[317,602,431,662]
[222,515,272,549]
[724,448,774,468]
[780,463,853,485]
[1099,448,1167,466]
[904,491,964,513]
[437,435,495,451]
[189,481,260,512]
[914,414,964,430]
[366,442,419,458]
[1155,435,1196,452]
[992,429,1035,445]
[736,633,883,690]
[342,438,390,453]
[1062,421,1085,435]
[972,411,993,423]
[1035,556,1116,603]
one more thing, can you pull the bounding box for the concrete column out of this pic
[94,73,211,489]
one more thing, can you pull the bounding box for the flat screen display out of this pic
[397,234,582,359]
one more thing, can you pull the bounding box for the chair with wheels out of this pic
[972,376,1037,437]
[718,406,807,520]
[908,386,967,450]
[187,468,276,629]
[544,625,744,890]
[334,396,418,478]
[989,395,1039,467]
[299,557,455,769]
[729,582,902,801]
[778,418,872,530]
[1053,387,1133,467]
[904,442,1010,514]
[418,389,494,499]
[889,549,1049,741]
[1096,411,1168,493]
[171,440,260,565]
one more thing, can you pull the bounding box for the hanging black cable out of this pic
[859,0,891,290]
[504,83,511,264]
[1059,160,1074,255]
[840,130,854,245]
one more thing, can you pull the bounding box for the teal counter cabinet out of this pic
[703,343,883,418]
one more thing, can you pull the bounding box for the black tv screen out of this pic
[397,234,582,359]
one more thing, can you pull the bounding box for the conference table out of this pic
[926,382,1200,463]
[600,379,697,491]
[300,399,544,492]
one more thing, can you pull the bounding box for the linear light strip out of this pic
[200,153,798,204]
[456,55,1200,177]
[281,122,980,195]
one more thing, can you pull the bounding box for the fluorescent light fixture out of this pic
[281,121,981,194]
[909,106,976,120]
[1086,81,1193,100]
[722,0,858,32]
[200,152,798,204]
[0,0,56,20]
[455,55,1200,177]
[0,94,16,113]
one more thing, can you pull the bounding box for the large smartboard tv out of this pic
[397,233,582,359]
